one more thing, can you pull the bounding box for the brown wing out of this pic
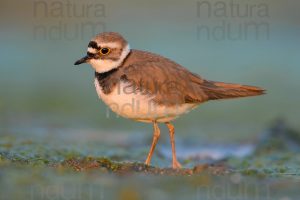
[120,50,265,106]
[120,50,209,106]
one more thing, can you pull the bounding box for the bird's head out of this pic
[74,32,130,73]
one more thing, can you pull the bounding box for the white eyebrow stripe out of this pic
[87,47,98,54]
[100,42,121,49]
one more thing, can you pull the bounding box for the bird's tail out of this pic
[201,80,265,100]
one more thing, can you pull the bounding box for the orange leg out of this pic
[145,122,160,166]
[166,122,182,169]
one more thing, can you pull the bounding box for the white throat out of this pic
[89,44,130,73]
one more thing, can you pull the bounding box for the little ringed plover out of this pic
[74,32,265,169]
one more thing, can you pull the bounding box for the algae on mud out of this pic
[0,120,300,176]
[1,120,300,199]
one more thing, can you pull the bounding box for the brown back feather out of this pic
[120,50,265,105]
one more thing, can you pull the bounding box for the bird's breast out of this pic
[94,79,197,122]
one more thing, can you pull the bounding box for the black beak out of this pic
[74,55,89,65]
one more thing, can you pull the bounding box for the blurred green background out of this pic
[0,0,299,141]
[1,1,300,199]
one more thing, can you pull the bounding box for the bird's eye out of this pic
[99,48,110,55]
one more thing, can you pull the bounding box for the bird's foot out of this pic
[144,159,150,166]
[172,160,182,169]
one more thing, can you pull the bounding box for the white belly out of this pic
[94,79,197,123]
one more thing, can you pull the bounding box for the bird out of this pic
[74,32,265,169]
